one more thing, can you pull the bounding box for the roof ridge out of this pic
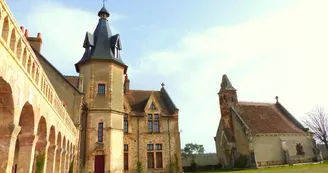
[129,89,159,92]
[238,101,274,105]
[64,75,79,78]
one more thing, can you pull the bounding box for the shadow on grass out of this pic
[185,160,328,173]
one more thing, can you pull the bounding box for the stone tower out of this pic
[218,74,237,131]
[75,5,127,173]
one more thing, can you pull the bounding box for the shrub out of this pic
[190,160,197,172]
[69,161,74,173]
[234,155,248,169]
[170,161,176,173]
[35,152,45,173]
[137,161,143,173]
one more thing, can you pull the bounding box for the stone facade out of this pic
[214,74,322,168]
[0,1,182,172]
[0,0,79,172]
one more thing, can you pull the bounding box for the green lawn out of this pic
[186,161,328,173]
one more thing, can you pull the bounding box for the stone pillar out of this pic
[54,148,62,173]
[0,124,21,173]
[16,134,38,173]
[64,152,71,172]
[45,144,57,173]
[61,150,67,172]
[0,135,15,173]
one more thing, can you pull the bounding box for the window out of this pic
[124,144,128,170]
[124,114,128,133]
[98,123,103,142]
[114,48,120,59]
[148,114,160,133]
[98,84,105,95]
[147,144,163,169]
[150,103,156,110]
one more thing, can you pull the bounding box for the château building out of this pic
[0,0,182,172]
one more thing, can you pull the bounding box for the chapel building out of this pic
[214,74,322,168]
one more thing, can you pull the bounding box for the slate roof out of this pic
[75,7,127,73]
[65,76,80,89]
[32,48,83,94]
[125,89,178,115]
[234,102,307,134]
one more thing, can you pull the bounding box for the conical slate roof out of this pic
[75,6,127,73]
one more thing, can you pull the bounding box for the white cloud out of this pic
[19,0,125,75]
[135,0,328,152]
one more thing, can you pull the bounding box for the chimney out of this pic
[124,74,130,94]
[25,30,43,53]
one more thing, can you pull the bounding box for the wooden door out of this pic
[95,155,105,173]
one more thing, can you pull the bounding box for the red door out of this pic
[95,155,105,173]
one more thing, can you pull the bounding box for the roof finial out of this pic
[161,83,165,88]
[103,0,107,7]
[275,96,279,103]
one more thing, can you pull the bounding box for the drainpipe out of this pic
[137,116,140,162]
[168,117,171,165]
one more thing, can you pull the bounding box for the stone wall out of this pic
[253,134,317,167]
[182,153,218,167]
[35,52,83,124]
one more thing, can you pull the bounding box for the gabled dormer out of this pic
[110,34,121,59]
[83,32,94,57]
[144,92,161,113]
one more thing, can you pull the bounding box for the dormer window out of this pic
[150,103,156,110]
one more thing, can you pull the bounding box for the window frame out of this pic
[124,144,129,170]
[98,122,103,142]
[97,83,106,95]
[148,114,160,133]
[147,143,163,169]
[124,113,129,133]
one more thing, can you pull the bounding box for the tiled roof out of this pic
[235,102,305,134]
[64,76,79,89]
[125,90,178,115]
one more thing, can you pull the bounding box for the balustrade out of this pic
[0,1,77,137]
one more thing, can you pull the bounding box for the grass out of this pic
[186,160,328,173]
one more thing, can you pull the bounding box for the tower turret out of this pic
[76,4,126,173]
[218,74,238,131]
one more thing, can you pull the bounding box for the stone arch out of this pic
[16,39,22,60]
[0,77,15,173]
[26,56,32,74]
[0,77,14,128]
[1,16,9,42]
[18,102,35,135]
[61,136,67,172]
[55,132,62,172]
[32,116,48,173]
[16,102,36,173]
[35,116,47,151]
[65,141,71,172]
[21,48,27,67]
[46,126,56,173]
[9,29,16,52]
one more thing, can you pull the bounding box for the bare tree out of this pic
[303,106,328,150]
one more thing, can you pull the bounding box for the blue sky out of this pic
[7,0,328,152]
